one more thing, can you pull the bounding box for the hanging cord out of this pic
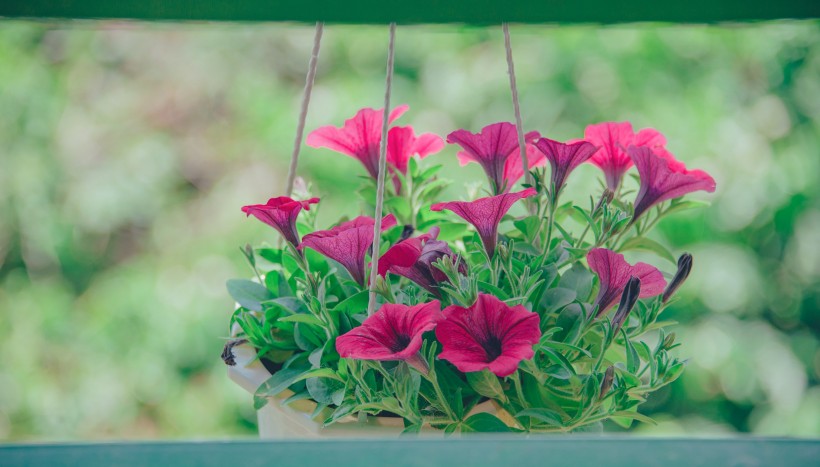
[367,22,397,316]
[285,22,324,196]
[503,22,534,191]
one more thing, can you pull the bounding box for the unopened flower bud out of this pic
[663,332,677,350]
[593,189,615,214]
[612,276,641,336]
[242,244,255,267]
[599,366,615,397]
[662,253,693,303]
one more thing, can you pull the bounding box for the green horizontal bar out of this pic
[3,438,819,467]
[1,0,818,24]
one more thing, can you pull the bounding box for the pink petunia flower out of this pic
[436,294,541,377]
[387,126,445,179]
[578,122,670,192]
[449,122,541,194]
[299,214,397,286]
[306,106,443,189]
[241,196,320,247]
[587,248,667,316]
[377,227,466,295]
[533,137,599,196]
[430,188,537,258]
[628,146,716,221]
[336,301,441,374]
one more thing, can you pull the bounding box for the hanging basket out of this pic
[223,20,714,437]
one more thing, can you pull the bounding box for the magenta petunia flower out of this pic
[430,188,537,258]
[241,196,320,247]
[306,106,443,190]
[533,137,599,196]
[436,294,541,377]
[628,146,716,221]
[336,301,442,373]
[377,227,465,295]
[578,122,670,192]
[299,214,397,286]
[587,248,667,316]
[449,122,540,194]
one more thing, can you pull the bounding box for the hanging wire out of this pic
[367,22,397,316]
[503,22,533,190]
[285,22,324,196]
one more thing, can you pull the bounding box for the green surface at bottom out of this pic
[2,437,819,467]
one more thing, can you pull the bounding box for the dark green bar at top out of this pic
[1,0,819,24]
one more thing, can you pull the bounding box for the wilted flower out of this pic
[431,188,537,258]
[299,214,397,286]
[436,294,541,377]
[241,196,320,247]
[533,137,599,197]
[587,248,666,316]
[578,121,670,192]
[336,301,441,374]
[377,227,465,295]
[629,146,716,222]
[449,122,540,194]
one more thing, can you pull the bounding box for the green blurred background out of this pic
[1,19,818,440]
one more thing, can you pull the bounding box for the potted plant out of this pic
[222,105,716,437]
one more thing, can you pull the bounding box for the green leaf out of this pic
[540,287,577,312]
[264,270,292,297]
[513,215,541,241]
[460,413,511,433]
[255,367,305,400]
[541,347,577,377]
[555,303,585,343]
[281,390,313,407]
[270,297,309,314]
[226,279,273,312]
[332,290,370,315]
[401,424,422,435]
[572,205,601,239]
[611,410,657,425]
[306,376,345,405]
[466,369,506,400]
[516,408,563,427]
[619,236,677,264]
[257,248,283,265]
[477,281,510,300]
[558,263,594,301]
[278,314,323,326]
[293,323,323,351]
[541,341,592,358]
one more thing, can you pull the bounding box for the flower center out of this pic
[481,334,503,362]
[390,333,412,353]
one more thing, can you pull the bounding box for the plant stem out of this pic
[511,371,529,410]
[423,370,458,421]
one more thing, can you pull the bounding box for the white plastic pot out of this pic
[227,342,512,438]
